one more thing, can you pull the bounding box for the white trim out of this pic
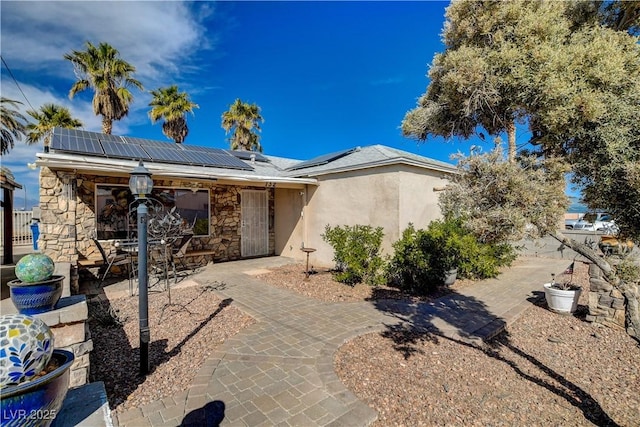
[36,152,318,186]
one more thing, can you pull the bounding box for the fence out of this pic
[0,210,34,247]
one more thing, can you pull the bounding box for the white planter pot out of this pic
[543,283,582,314]
[443,268,458,286]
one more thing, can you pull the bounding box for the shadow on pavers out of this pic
[181,400,226,427]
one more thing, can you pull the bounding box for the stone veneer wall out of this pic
[586,262,626,329]
[40,167,80,293]
[33,295,92,388]
[40,168,275,291]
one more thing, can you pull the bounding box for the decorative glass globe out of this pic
[14,254,55,283]
[0,314,54,388]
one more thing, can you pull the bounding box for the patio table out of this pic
[115,239,171,295]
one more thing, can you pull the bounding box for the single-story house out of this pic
[35,128,456,292]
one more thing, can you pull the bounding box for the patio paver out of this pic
[111,255,571,426]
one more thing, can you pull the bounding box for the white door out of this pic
[241,190,268,257]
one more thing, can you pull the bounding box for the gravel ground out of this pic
[88,261,639,425]
[334,261,640,427]
[88,282,255,414]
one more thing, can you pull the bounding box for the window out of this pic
[96,185,210,240]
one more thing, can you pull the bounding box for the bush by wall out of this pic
[321,224,385,286]
[386,218,517,294]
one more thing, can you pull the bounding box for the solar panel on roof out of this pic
[188,145,230,155]
[102,141,151,160]
[178,149,212,165]
[48,127,254,171]
[50,128,105,155]
[122,136,176,148]
[286,148,356,171]
[96,133,123,144]
[202,152,253,170]
[177,145,254,170]
[229,150,269,162]
[141,145,189,163]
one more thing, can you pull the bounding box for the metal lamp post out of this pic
[129,160,154,375]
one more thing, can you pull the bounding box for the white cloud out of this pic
[1,1,213,85]
[1,1,218,194]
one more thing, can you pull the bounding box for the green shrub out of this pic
[321,224,385,286]
[385,224,434,290]
[386,218,517,294]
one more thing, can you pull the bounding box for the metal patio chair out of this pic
[92,237,131,284]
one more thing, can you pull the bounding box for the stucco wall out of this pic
[302,165,449,267]
[274,188,305,259]
[398,166,449,235]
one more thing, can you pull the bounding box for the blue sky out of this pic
[2,1,558,209]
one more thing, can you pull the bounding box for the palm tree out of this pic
[64,41,143,134]
[221,98,264,152]
[25,104,83,147]
[1,97,27,155]
[148,85,199,144]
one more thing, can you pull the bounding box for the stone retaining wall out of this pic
[586,262,626,329]
[33,295,92,388]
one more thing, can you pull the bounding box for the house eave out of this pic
[288,158,457,178]
[36,153,318,187]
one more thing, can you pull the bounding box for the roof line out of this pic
[288,156,457,177]
[36,153,318,186]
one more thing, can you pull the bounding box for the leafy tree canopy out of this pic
[404,0,640,241]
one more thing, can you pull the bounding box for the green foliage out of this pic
[402,0,640,241]
[386,218,517,294]
[440,147,569,244]
[148,85,199,144]
[64,41,143,134]
[321,224,385,286]
[25,103,83,146]
[221,98,264,152]
[385,224,432,291]
[1,97,27,155]
[614,256,640,285]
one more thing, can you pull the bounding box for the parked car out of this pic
[565,214,584,230]
[572,212,618,233]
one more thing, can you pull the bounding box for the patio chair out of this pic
[92,238,131,284]
[170,232,194,279]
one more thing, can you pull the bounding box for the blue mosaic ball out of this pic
[0,314,54,388]
[14,254,55,284]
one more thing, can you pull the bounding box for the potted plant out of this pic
[7,254,63,315]
[543,262,582,314]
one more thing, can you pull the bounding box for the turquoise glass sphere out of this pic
[14,254,55,284]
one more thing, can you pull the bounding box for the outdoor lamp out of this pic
[129,160,153,375]
[129,160,153,199]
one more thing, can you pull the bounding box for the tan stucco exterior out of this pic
[36,136,455,289]
[276,164,450,267]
